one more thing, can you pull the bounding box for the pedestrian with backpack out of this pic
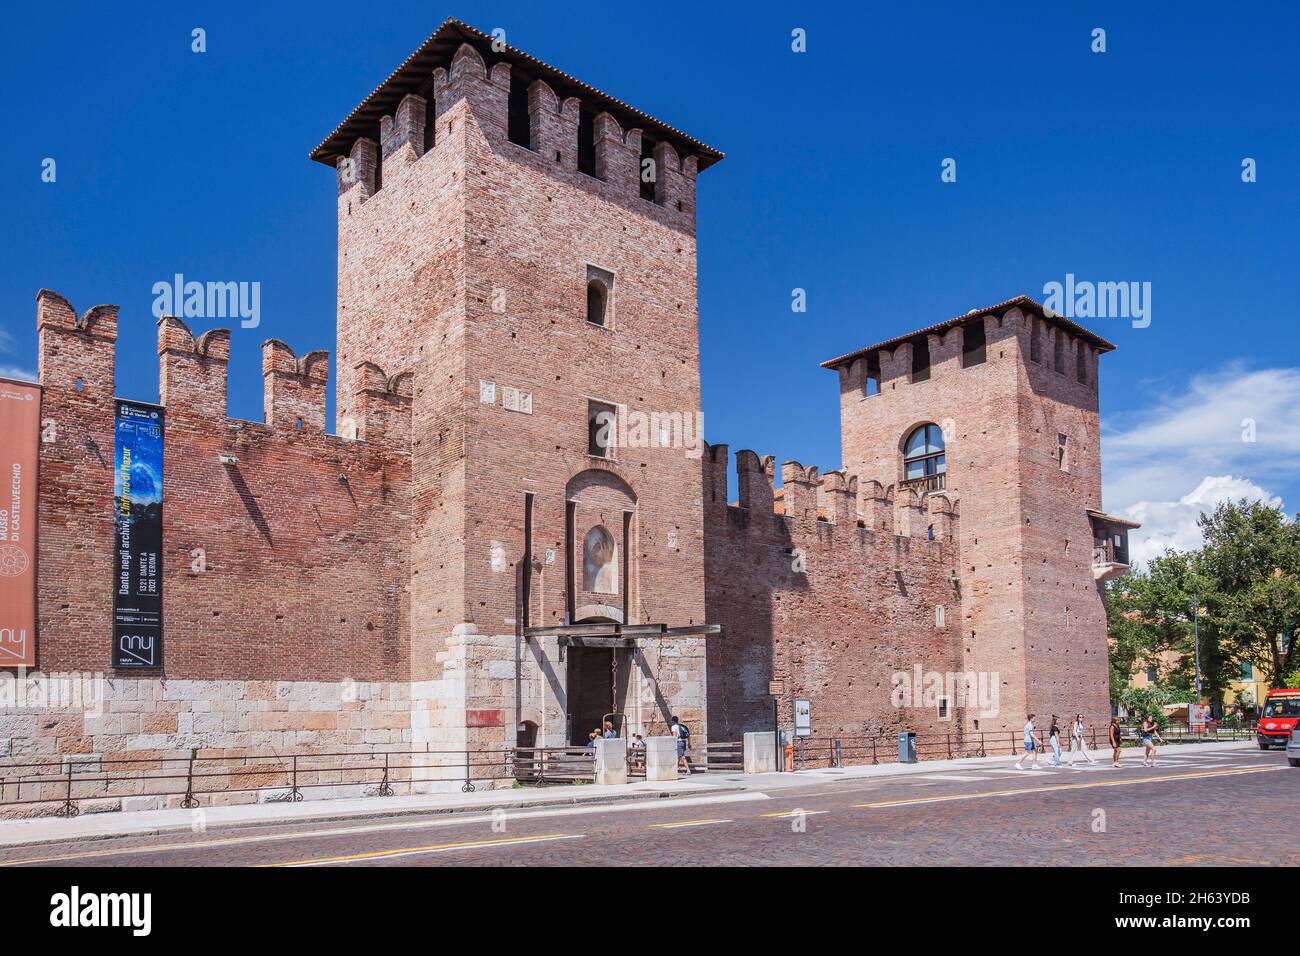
[671,715,693,774]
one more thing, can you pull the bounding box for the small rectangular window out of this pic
[961,320,986,367]
[1057,433,1068,471]
[508,71,532,149]
[937,696,951,720]
[864,353,880,396]
[1146,666,1158,683]
[586,264,614,327]
[910,336,930,383]
[588,399,617,458]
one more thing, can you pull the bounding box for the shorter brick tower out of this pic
[825,297,1136,735]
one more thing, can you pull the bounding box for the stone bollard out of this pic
[593,738,628,785]
[743,731,777,773]
[643,736,678,781]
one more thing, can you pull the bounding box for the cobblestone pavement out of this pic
[1,746,1291,866]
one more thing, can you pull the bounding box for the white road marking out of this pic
[649,818,733,829]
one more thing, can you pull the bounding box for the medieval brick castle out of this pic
[12,20,1136,787]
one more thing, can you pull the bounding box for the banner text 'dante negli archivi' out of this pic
[113,400,164,668]
[0,377,40,668]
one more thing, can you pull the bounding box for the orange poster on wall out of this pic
[0,377,40,668]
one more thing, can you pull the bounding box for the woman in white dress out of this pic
[1067,713,1097,766]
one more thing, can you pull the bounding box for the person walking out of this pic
[1014,714,1042,770]
[1068,713,1097,766]
[1140,714,1164,767]
[670,715,693,774]
[1048,716,1063,767]
[1108,716,1123,767]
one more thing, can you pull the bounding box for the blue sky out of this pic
[3,1,1298,563]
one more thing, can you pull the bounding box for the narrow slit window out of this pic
[422,95,436,153]
[577,104,596,176]
[1053,330,1065,373]
[1076,340,1088,384]
[1030,319,1042,363]
[640,136,657,203]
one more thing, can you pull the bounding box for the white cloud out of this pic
[1103,363,1300,506]
[1122,475,1282,568]
[0,364,36,382]
[0,327,17,355]
[1101,362,1297,567]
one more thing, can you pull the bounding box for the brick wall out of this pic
[703,445,967,742]
[34,291,412,683]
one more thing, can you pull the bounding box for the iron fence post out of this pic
[462,751,474,793]
[290,755,303,802]
[57,762,78,818]
[181,753,198,809]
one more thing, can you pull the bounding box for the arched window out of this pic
[582,525,618,594]
[586,279,607,326]
[903,424,946,486]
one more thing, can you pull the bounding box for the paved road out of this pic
[2,746,1291,866]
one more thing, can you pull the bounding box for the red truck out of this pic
[1256,688,1300,749]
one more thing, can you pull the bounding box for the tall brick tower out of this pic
[824,299,1136,735]
[312,20,723,756]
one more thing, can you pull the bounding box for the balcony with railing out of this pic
[1088,509,1139,582]
[900,472,945,493]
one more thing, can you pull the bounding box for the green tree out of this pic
[1196,500,1300,689]
[1105,551,1229,704]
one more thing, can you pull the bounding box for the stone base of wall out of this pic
[0,675,494,818]
[0,625,711,819]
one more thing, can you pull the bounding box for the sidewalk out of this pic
[0,739,1255,849]
[736,738,1256,789]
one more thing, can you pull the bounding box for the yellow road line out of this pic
[262,832,580,867]
[851,765,1281,809]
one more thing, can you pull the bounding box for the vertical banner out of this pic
[112,400,164,668]
[0,378,40,668]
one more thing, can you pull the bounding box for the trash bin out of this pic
[898,731,917,764]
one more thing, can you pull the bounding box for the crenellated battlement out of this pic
[34,292,411,455]
[319,21,719,231]
[701,442,958,557]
